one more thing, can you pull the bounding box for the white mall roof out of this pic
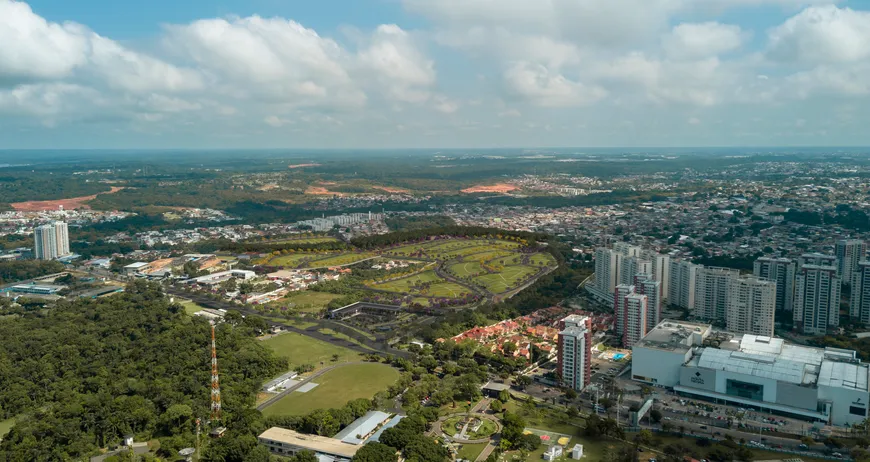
[818,361,870,391]
[695,334,867,390]
[697,347,816,385]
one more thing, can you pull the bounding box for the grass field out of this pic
[529,253,558,267]
[261,332,361,371]
[272,292,341,313]
[456,442,487,461]
[473,265,539,293]
[427,282,472,298]
[462,250,514,262]
[449,261,486,277]
[262,363,400,416]
[268,237,339,245]
[0,417,16,438]
[178,299,208,316]
[371,270,444,293]
[267,253,323,267]
[304,252,376,268]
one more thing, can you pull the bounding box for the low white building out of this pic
[632,320,870,426]
[543,445,563,461]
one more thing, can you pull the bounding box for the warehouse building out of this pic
[632,320,870,426]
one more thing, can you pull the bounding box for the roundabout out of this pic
[435,412,501,444]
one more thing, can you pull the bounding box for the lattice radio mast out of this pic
[210,323,222,422]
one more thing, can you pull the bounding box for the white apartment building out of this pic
[668,260,698,311]
[694,267,741,322]
[851,261,870,325]
[837,239,866,283]
[635,274,662,332]
[727,276,776,337]
[623,293,649,348]
[34,224,58,260]
[754,257,795,312]
[558,315,591,391]
[795,254,841,335]
[620,256,652,286]
[614,284,635,338]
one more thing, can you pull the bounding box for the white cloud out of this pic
[0,83,101,117]
[504,62,607,107]
[264,115,293,127]
[164,15,366,108]
[358,24,436,103]
[664,22,747,59]
[0,0,89,82]
[768,6,870,64]
[432,96,459,113]
[88,35,204,93]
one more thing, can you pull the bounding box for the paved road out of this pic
[256,360,366,411]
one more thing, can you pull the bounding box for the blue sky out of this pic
[2,0,870,148]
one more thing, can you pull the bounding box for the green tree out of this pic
[353,442,398,462]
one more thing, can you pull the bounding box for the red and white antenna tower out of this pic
[210,323,222,422]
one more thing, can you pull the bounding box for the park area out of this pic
[473,265,540,293]
[267,292,341,314]
[261,332,361,372]
[262,363,400,416]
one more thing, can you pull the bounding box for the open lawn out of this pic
[371,270,444,293]
[450,261,486,277]
[456,442,488,461]
[529,253,557,267]
[0,417,16,438]
[271,292,341,314]
[261,332,360,371]
[268,237,339,245]
[262,363,400,416]
[267,253,323,267]
[178,299,207,316]
[427,282,472,298]
[473,265,539,293]
[462,250,514,263]
[304,252,376,268]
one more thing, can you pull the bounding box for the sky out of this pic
[2,0,870,149]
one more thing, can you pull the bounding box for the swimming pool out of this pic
[613,353,626,360]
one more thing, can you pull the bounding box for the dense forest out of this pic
[384,215,455,232]
[0,260,65,284]
[0,281,286,461]
[0,176,111,204]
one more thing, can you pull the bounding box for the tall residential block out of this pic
[558,315,592,391]
[34,224,58,260]
[592,247,620,298]
[641,251,670,301]
[694,267,740,322]
[837,239,867,283]
[726,276,776,336]
[623,293,649,347]
[619,256,652,286]
[754,257,795,312]
[613,284,635,338]
[54,221,69,257]
[795,254,841,335]
[668,260,698,310]
[33,221,70,261]
[634,274,662,332]
[851,261,870,325]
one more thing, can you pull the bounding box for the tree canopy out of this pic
[0,280,286,460]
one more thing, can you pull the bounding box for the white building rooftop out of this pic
[694,333,866,389]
